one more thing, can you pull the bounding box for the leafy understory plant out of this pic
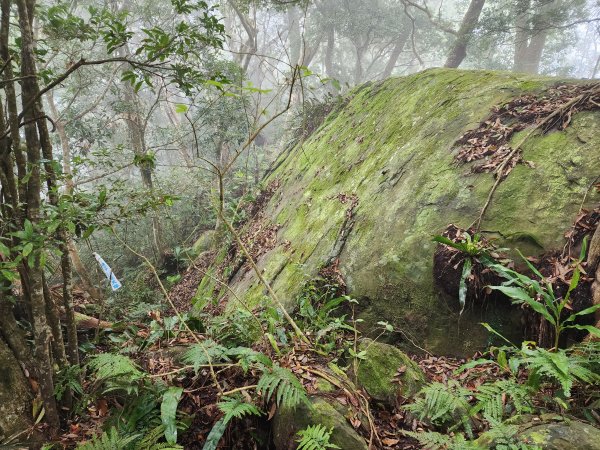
[202,396,264,450]
[296,424,340,450]
[488,237,600,349]
[433,231,500,314]
[405,380,474,437]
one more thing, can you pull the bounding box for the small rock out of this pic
[354,339,425,405]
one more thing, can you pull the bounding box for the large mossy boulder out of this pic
[197,69,600,355]
[272,397,368,450]
[354,339,425,404]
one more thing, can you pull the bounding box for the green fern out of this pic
[523,347,600,396]
[87,354,144,395]
[181,340,230,373]
[296,424,340,450]
[197,396,263,450]
[77,428,139,450]
[405,381,474,437]
[218,396,263,422]
[134,425,183,450]
[402,430,480,450]
[482,419,542,450]
[225,347,273,373]
[87,354,143,381]
[257,364,308,408]
[473,380,533,422]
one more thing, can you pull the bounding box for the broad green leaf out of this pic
[497,349,508,370]
[454,358,492,374]
[489,286,556,325]
[564,265,581,303]
[480,322,516,347]
[563,304,600,322]
[0,241,10,255]
[161,387,183,444]
[516,249,544,279]
[565,325,600,340]
[202,417,227,450]
[22,243,33,257]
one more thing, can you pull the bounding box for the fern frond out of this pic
[257,364,308,408]
[296,424,340,450]
[405,381,473,437]
[225,347,273,373]
[77,427,139,450]
[402,430,482,450]
[87,354,143,381]
[218,396,263,423]
[473,380,533,422]
[181,340,230,373]
[523,347,600,396]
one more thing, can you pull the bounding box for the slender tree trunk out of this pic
[444,0,485,68]
[382,32,409,78]
[513,0,550,74]
[354,44,366,84]
[324,28,335,78]
[163,99,194,168]
[287,6,302,66]
[16,0,60,433]
[122,71,166,260]
[42,273,68,370]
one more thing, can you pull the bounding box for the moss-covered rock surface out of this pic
[354,339,425,404]
[477,416,600,450]
[196,68,600,355]
[272,397,368,450]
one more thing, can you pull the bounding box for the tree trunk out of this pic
[324,28,335,78]
[444,0,486,68]
[16,0,60,433]
[513,0,551,74]
[163,99,194,168]
[382,32,409,78]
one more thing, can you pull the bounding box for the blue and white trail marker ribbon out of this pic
[93,252,122,291]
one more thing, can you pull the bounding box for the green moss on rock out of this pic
[477,417,600,450]
[195,68,600,355]
[355,339,425,404]
[272,397,368,450]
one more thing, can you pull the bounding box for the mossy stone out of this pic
[477,417,600,450]
[195,68,600,355]
[354,339,425,404]
[272,397,368,450]
[192,230,216,254]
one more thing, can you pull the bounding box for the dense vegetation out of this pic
[0,0,599,449]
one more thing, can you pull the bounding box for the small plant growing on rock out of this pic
[296,424,340,450]
[433,226,505,314]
